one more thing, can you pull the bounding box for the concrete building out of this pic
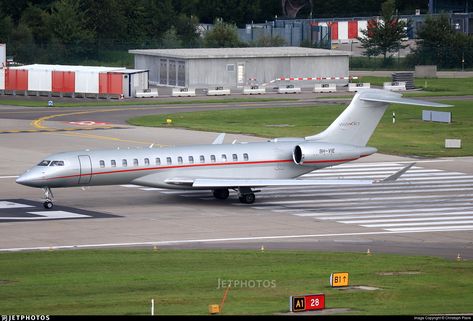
[129,47,350,89]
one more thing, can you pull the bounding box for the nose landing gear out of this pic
[42,187,54,209]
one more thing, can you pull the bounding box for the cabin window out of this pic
[99,160,105,168]
[156,158,161,165]
[210,155,216,163]
[221,154,227,162]
[199,155,205,163]
[188,156,194,164]
[178,156,183,165]
[122,159,127,167]
[111,160,116,167]
[144,158,149,166]
[232,154,238,161]
[243,153,249,161]
[166,157,172,165]
[133,158,139,166]
[38,160,51,166]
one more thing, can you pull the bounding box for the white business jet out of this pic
[16,89,450,208]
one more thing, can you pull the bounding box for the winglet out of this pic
[377,163,416,183]
[212,133,226,144]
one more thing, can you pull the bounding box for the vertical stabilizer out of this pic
[306,89,450,147]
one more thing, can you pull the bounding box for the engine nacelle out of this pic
[293,142,377,166]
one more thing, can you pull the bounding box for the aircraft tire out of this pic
[213,189,229,200]
[43,201,53,209]
[239,193,255,204]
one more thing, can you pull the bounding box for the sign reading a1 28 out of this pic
[289,294,325,312]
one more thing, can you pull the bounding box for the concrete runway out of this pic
[0,101,472,259]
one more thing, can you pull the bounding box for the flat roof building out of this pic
[129,47,350,88]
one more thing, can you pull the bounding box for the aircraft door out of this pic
[78,155,92,185]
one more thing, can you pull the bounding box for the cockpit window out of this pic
[38,160,51,166]
[50,161,65,166]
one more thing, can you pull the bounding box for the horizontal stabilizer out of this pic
[377,162,416,183]
[360,91,451,108]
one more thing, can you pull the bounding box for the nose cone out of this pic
[16,170,44,187]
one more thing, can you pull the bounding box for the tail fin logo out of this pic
[339,121,360,128]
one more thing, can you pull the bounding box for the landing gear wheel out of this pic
[213,189,229,200]
[239,193,255,204]
[43,201,53,209]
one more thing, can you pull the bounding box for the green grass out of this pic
[0,249,471,315]
[0,97,297,108]
[359,76,473,97]
[128,100,472,157]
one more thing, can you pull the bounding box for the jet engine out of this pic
[293,142,377,166]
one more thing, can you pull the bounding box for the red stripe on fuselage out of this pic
[48,156,364,181]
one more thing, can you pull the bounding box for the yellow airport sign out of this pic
[330,272,349,287]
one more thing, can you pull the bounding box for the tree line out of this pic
[0,0,428,65]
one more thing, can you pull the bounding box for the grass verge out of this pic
[0,249,471,315]
[359,76,473,97]
[0,97,297,108]
[128,100,472,157]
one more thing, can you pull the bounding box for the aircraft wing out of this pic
[163,163,415,188]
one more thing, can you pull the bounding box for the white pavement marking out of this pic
[114,161,473,234]
[1,227,471,253]
[0,176,19,179]
[263,194,473,205]
[120,184,141,188]
[140,188,166,191]
[385,225,473,232]
[303,171,459,177]
[295,207,473,217]
[0,201,34,209]
[0,211,90,220]
[317,210,473,220]
[340,215,473,224]
[361,220,473,228]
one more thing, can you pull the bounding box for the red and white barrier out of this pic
[271,76,357,83]
[313,20,369,41]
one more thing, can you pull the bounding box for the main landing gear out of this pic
[213,189,230,200]
[212,187,258,204]
[237,187,258,204]
[42,186,54,209]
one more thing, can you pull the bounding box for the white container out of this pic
[313,83,337,93]
[0,68,4,90]
[383,81,406,91]
[172,87,196,97]
[28,69,52,92]
[338,21,348,41]
[135,88,159,98]
[75,71,99,94]
[207,86,230,96]
[348,83,370,92]
[243,86,266,95]
[278,85,301,94]
[0,43,5,68]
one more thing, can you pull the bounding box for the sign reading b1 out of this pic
[330,272,349,287]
